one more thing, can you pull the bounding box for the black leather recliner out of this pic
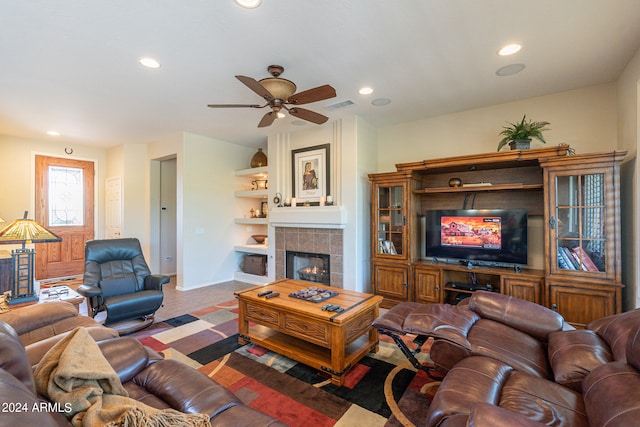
[78,238,169,334]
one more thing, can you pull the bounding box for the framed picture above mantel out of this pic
[291,144,330,206]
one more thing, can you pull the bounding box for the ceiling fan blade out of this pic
[236,75,274,101]
[288,85,336,105]
[258,111,277,128]
[207,104,264,108]
[288,107,329,125]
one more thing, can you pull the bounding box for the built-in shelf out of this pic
[234,218,268,225]
[235,189,268,198]
[234,244,268,255]
[235,166,268,178]
[414,183,543,195]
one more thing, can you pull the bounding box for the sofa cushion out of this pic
[468,319,551,378]
[470,291,564,341]
[547,329,613,392]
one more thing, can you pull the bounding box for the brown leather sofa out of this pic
[427,322,640,426]
[0,301,119,365]
[374,291,567,379]
[374,291,640,426]
[0,320,287,426]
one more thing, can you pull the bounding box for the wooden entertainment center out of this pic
[369,146,626,327]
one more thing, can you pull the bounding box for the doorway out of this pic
[34,155,95,280]
[159,158,177,275]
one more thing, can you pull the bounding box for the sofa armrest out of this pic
[547,329,613,392]
[583,361,640,426]
[466,404,548,427]
[131,359,243,418]
[144,274,170,291]
[77,283,103,298]
[470,291,564,341]
[0,302,78,337]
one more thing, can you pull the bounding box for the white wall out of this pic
[617,45,640,309]
[180,133,255,290]
[377,83,618,171]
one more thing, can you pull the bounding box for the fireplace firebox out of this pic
[286,251,330,286]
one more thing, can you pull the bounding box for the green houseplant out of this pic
[497,114,550,151]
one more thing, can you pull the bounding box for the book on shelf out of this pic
[569,249,588,271]
[557,247,576,270]
[572,247,600,272]
[556,248,571,270]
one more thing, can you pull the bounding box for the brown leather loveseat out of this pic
[374,291,640,426]
[427,321,640,426]
[0,320,287,426]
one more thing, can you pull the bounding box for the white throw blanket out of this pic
[33,327,211,427]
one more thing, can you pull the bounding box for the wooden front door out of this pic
[35,155,95,280]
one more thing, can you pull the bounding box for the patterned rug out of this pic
[129,300,441,427]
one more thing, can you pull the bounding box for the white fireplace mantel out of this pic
[269,206,347,228]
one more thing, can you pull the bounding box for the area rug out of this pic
[129,300,440,427]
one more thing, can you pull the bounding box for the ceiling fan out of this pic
[207,65,337,128]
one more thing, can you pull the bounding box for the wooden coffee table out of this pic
[235,278,383,386]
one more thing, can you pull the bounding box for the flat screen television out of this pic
[424,209,528,266]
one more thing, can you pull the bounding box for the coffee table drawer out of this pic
[245,304,280,329]
[284,313,330,347]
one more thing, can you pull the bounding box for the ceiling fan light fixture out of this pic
[259,77,297,100]
[276,111,286,119]
[235,0,262,8]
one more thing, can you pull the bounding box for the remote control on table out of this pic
[328,305,341,312]
[257,290,273,297]
[321,304,332,311]
[265,292,280,299]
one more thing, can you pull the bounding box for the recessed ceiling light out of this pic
[371,98,391,106]
[498,44,522,56]
[359,87,374,95]
[496,63,525,76]
[47,130,60,136]
[235,0,262,8]
[139,57,161,69]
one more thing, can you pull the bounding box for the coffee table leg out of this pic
[330,327,346,386]
[237,300,249,345]
[370,305,380,353]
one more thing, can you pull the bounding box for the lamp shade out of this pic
[0,211,61,244]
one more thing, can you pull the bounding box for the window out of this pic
[48,166,84,226]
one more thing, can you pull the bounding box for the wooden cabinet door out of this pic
[503,276,542,304]
[373,262,409,307]
[548,282,617,327]
[414,266,441,304]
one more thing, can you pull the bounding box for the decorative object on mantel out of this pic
[448,177,462,187]
[497,114,550,151]
[0,211,62,305]
[291,144,330,206]
[273,192,282,207]
[325,195,333,206]
[250,148,268,167]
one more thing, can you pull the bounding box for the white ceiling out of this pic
[2,1,640,149]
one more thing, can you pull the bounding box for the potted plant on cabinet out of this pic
[497,114,550,151]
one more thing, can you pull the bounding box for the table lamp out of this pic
[0,211,62,304]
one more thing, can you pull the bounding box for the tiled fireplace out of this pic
[275,227,343,288]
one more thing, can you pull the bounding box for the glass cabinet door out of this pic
[553,173,607,275]
[376,184,406,257]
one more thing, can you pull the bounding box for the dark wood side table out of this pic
[0,250,12,295]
